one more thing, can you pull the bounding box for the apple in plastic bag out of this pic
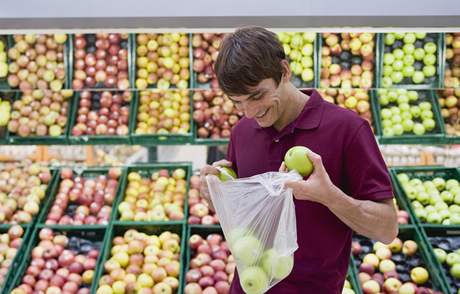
[219,167,237,182]
[284,146,313,177]
[232,235,263,266]
[240,266,269,294]
[227,228,249,247]
[261,249,294,279]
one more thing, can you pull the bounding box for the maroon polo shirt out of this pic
[226,89,393,294]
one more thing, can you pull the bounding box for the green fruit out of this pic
[302,32,316,43]
[412,71,425,84]
[382,77,393,88]
[433,178,446,190]
[424,42,437,54]
[408,91,419,101]
[402,119,414,132]
[403,54,415,66]
[383,65,393,77]
[403,66,415,78]
[301,68,314,82]
[416,191,429,204]
[450,214,460,225]
[434,248,447,264]
[398,173,410,183]
[415,33,427,39]
[411,201,423,209]
[391,71,403,83]
[404,33,416,44]
[404,186,418,200]
[240,266,269,294]
[393,49,404,59]
[219,167,237,182]
[383,128,394,137]
[447,253,460,267]
[0,63,7,78]
[409,107,420,118]
[451,264,460,279]
[423,119,436,131]
[414,208,427,222]
[441,191,453,203]
[381,109,392,119]
[391,114,402,124]
[392,124,404,136]
[446,179,460,190]
[385,34,395,45]
[403,44,415,55]
[261,249,294,279]
[384,53,395,65]
[434,202,448,211]
[427,212,442,224]
[413,123,426,135]
[423,65,436,77]
[401,112,412,120]
[449,205,460,214]
[423,54,436,66]
[414,48,426,61]
[227,228,249,247]
[233,235,263,266]
[301,44,314,56]
[382,120,392,129]
[284,146,314,177]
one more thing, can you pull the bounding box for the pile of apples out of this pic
[382,33,438,87]
[430,235,460,292]
[135,33,190,90]
[185,233,235,294]
[444,33,460,88]
[11,228,101,294]
[318,89,373,128]
[192,33,224,89]
[7,34,67,92]
[188,174,219,225]
[277,32,316,86]
[134,90,190,135]
[342,277,356,294]
[71,91,131,137]
[117,168,186,222]
[0,38,7,78]
[320,33,375,89]
[353,235,441,294]
[96,229,181,294]
[378,89,437,137]
[0,162,52,223]
[397,172,460,225]
[193,89,242,139]
[44,167,121,225]
[7,89,73,137]
[437,88,460,137]
[0,225,25,287]
[72,33,130,90]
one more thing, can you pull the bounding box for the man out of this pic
[200,27,398,294]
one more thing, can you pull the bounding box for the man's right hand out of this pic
[199,160,233,211]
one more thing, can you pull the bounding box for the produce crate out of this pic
[0,35,9,90]
[6,90,74,145]
[377,33,444,89]
[317,33,378,89]
[391,166,460,229]
[7,225,108,294]
[185,224,223,269]
[391,175,419,228]
[191,33,224,90]
[420,226,460,293]
[91,222,186,294]
[0,91,15,144]
[436,89,460,144]
[129,90,194,145]
[372,89,446,144]
[0,224,33,294]
[112,162,191,225]
[67,90,134,145]
[36,166,127,228]
[351,226,446,293]
[68,34,133,90]
[347,259,363,294]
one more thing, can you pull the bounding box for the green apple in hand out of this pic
[240,266,269,294]
[219,167,237,182]
[233,235,263,266]
[284,146,314,177]
[261,249,294,279]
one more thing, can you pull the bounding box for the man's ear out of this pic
[280,59,292,82]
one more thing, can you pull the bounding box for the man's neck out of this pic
[273,88,309,131]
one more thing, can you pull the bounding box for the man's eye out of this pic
[251,95,262,101]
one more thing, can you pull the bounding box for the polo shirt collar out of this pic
[251,89,324,131]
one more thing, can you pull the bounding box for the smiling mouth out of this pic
[256,109,268,119]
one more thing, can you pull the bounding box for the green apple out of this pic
[403,54,415,65]
[441,191,453,203]
[410,178,423,186]
[302,32,316,43]
[382,77,393,88]
[403,66,415,78]
[402,119,414,132]
[284,146,313,177]
[447,253,460,267]
[383,128,394,137]
[261,249,294,279]
[404,186,418,199]
[451,264,460,279]
[398,173,410,183]
[227,228,250,247]
[219,167,237,182]
[422,118,436,131]
[390,106,401,115]
[433,177,446,190]
[424,42,437,54]
[412,71,425,84]
[423,54,436,66]
[391,71,403,83]
[240,266,269,294]
[419,102,432,111]
[301,68,314,82]
[233,235,263,266]
[413,123,426,135]
[427,212,442,224]
[382,120,393,128]
[410,267,429,285]
[434,248,447,264]
[414,48,425,61]
[455,194,460,205]
[404,33,416,44]
[423,65,436,77]
[439,209,450,220]
[415,32,427,39]
[381,109,392,119]
[425,205,436,214]
[385,34,395,45]
[414,208,427,222]
[416,191,430,205]
[399,102,410,111]
[393,49,405,59]
[443,219,451,225]
[451,214,460,225]
[383,65,393,77]
[391,114,402,124]
[446,179,460,190]
[384,53,395,65]
[392,124,404,136]
[301,44,314,56]
[435,201,449,211]
[411,201,423,209]
[403,43,415,55]
[449,205,460,214]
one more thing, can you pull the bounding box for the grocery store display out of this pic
[192,33,224,89]
[395,169,460,225]
[135,33,190,90]
[0,225,26,288]
[320,33,375,89]
[277,32,316,87]
[318,88,373,128]
[7,89,73,138]
[429,235,460,293]
[188,174,219,225]
[185,231,235,294]
[352,231,443,293]
[444,33,460,88]
[117,168,187,222]
[72,33,130,90]
[70,90,131,138]
[193,89,242,140]
[43,167,121,225]
[133,89,191,136]
[95,227,182,294]
[0,162,52,224]
[376,89,442,139]
[0,37,7,79]
[7,34,68,91]
[438,88,460,138]
[11,228,102,294]
[381,33,439,87]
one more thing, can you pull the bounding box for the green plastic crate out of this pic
[8,226,108,294]
[67,90,134,145]
[317,33,378,89]
[111,162,191,225]
[129,90,194,145]
[35,166,127,227]
[351,226,446,293]
[372,89,447,144]
[419,226,460,293]
[347,258,363,294]
[377,33,444,89]
[91,222,186,294]
[391,166,460,229]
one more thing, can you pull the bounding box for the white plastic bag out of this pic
[206,170,301,294]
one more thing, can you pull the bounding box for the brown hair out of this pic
[214,27,286,96]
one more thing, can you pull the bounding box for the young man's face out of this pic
[228,78,286,128]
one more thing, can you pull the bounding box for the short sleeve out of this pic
[343,121,393,201]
